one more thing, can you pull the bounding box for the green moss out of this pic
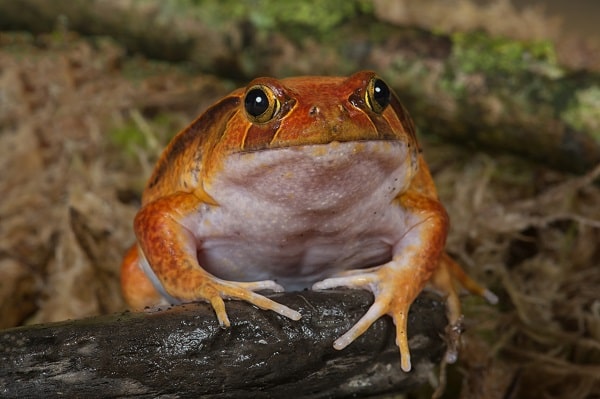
[450,31,562,77]
[434,31,570,130]
[251,0,373,37]
[177,0,373,40]
[109,113,173,156]
[561,86,600,140]
[109,122,147,156]
[440,32,564,99]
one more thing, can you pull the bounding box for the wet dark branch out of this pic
[0,290,447,398]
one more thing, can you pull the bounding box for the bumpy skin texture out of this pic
[121,71,495,372]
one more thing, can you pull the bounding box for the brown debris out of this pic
[0,33,230,326]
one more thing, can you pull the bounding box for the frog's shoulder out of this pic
[142,94,241,204]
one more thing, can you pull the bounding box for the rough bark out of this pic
[0,290,447,398]
[0,0,598,174]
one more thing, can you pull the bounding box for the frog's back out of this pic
[141,95,242,205]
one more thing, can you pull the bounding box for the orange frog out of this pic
[121,71,496,372]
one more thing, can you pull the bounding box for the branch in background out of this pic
[0,0,598,174]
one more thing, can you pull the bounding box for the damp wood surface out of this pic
[0,291,447,398]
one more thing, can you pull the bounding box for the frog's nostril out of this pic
[309,105,320,116]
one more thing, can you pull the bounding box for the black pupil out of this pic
[372,79,390,109]
[245,88,269,117]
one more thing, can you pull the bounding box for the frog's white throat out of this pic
[188,140,417,289]
[209,140,415,211]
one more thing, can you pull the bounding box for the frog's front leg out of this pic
[313,192,449,372]
[132,191,301,326]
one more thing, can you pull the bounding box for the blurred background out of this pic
[0,1,598,398]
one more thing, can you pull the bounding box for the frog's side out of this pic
[121,71,496,372]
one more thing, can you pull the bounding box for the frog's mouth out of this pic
[207,140,417,211]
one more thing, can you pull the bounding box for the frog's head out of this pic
[213,70,417,153]
[145,71,421,204]
[197,71,418,178]
[185,71,420,207]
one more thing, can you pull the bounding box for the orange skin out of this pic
[121,71,495,372]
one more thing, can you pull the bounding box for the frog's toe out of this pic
[235,279,285,293]
[313,272,386,347]
[389,300,413,372]
[323,266,381,278]
[482,289,499,304]
[217,280,301,321]
[441,253,498,304]
[209,294,231,328]
[252,294,302,321]
[314,271,414,372]
[443,316,464,365]
[333,298,388,350]
[312,272,377,291]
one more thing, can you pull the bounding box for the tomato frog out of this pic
[121,70,497,372]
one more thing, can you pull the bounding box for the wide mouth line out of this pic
[236,139,404,154]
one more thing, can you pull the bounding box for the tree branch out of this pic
[0,290,447,398]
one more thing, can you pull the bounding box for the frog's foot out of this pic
[442,254,498,305]
[431,253,497,326]
[313,267,418,372]
[193,277,302,328]
[443,316,464,364]
[431,253,496,364]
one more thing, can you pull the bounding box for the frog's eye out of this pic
[365,77,391,114]
[244,85,281,123]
